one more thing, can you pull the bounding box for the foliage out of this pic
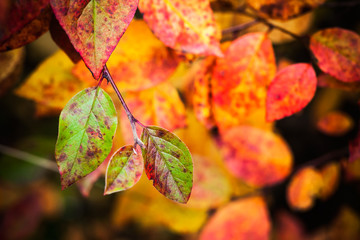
[1,0,360,239]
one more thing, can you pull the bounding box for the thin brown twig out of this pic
[102,65,145,149]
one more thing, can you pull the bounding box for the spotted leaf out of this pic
[141,126,193,203]
[105,145,143,195]
[55,87,117,189]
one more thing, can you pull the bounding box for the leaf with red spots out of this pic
[139,0,223,57]
[0,0,50,51]
[120,83,187,144]
[141,126,193,203]
[310,28,360,82]
[287,167,324,210]
[55,87,118,189]
[246,0,325,20]
[220,126,293,187]
[105,145,143,195]
[317,111,353,136]
[50,0,138,79]
[73,20,180,92]
[211,32,276,132]
[199,196,271,240]
[266,63,317,121]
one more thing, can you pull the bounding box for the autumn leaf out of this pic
[105,145,143,195]
[0,0,50,51]
[287,167,323,210]
[199,196,271,240]
[317,111,353,136]
[73,20,179,92]
[220,126,292,187]
[141,126,193,203]
[310,28,360,82]
[266,63,317,121]
[349,127,360,163]
[212,32,276,132]
[139,0,223,57]
[50,0,138,79]
[318,74,360,92]
[319,162,340,200]
[120,83,186,144]
[55,87,117,189]
[246,0,325,20]
[0,48,24,96]
[15,50,87,114]
[275,211,306,240]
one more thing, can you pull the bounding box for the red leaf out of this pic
[50,0,138,79]
[266,63,317,121]
[310,28,360,82]
[317,111,353,136]
[212,32,276,132]
[200,197,271,240]
[139,0,223,57]
[220,126,293,187]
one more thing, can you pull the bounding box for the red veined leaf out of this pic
[50,0,138,79]
[310,28,360,82]
[266,63,317,121]
[212,32,276,132]
[139,0,223,57]
[199,196,271,240]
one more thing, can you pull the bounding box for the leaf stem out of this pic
[102,65,145,149]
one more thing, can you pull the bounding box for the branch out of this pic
[0,144,58,172]
[222,20,259,35]
[102,65,145,150]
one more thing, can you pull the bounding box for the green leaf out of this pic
[55,87,117,189]
[141,126,193,203]
[104,145,143,195]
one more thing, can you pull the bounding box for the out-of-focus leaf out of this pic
[316,111,353,136]
[287,167,323,211]
[328,207,360,240]
[0,47,24,96]
[319,162,340,200]
[55,87,117,189]
[349,127,360,163]
[220,126,292,187]
[246,0,325,20]
[111,176,207,233]
[15,50,88,115]
[105,145,143,195]
[73,20,179,92]
[192,57,216,129]
[50,0,138,79]
[49,15,81,63]
[0,0,49,50]
[310,28,360,82]
[212,32,276,132]
[141,126,193,203]
[199,196,271,240]
[275,211,306,240]
[120,83,186,144]
[139,0,223,57]
[266,63,317,121]
[318,74,360,92]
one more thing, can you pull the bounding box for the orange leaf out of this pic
[319,162,340,200]
[275,211,306,240]
[220,126,292,187]
[120,83,186,144]
[73,20,179,92]
[199,196,271,240]
[15,50,88,114]
[139,0,223,56]
[287,167,323,210]
[266,63,317,121]
[310,28,360,82]
[246,0,325,20]
[317,111,353,136]
[212,33,276,131]
[50,0,138,79]
[192,57,216,129]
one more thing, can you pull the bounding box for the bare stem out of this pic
[102,65,145,149]
[0,144,58,172]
